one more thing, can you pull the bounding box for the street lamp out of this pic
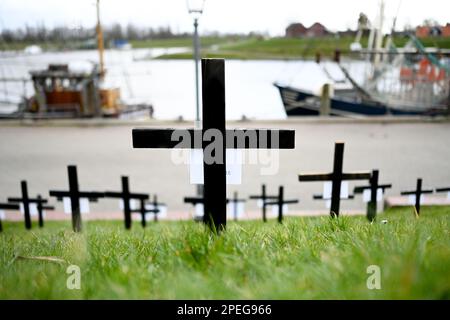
[187,0,205,126]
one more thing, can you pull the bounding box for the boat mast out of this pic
[373,0,385,67]
[96,0,105,78]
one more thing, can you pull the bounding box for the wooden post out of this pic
[320,83,331,116]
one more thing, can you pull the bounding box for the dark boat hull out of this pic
[274,83,433,117]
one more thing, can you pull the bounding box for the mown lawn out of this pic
[0,206,449,299]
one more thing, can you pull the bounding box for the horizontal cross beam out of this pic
[0,203,19,210]
[132,129,295,149]
[299,171,371,181]
[313,194,355,200]
[264,199,299,205]
[400,190,433,195]
[50,191,104,198]
[354,184,392,194]
[435,187,450,193]
[184,197,204,205]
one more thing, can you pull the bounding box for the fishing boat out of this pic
[0,0,152,120]
[275,1,450,117]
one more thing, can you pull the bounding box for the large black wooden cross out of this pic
[354,170,392,222]
[298,142,370,218]
[8,181,53,230]
[400,178,433,216]
[105,176,149,229]
[264,186,298,223]
[49,165,104,232]
[132,58,295,232]
[249,184,278,222]
[0,202,19,232]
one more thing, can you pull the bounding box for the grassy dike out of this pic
[153,36,450,60]
[0,206,449,299]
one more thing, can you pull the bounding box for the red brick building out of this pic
[285,23,307,37]
[416,23,450,38]
[285,22,329,38]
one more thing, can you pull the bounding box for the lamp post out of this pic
[187,0,205,126]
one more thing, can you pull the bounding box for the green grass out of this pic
[0,206,449,299]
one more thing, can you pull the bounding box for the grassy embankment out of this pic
[152,36,450,60]
[3,36,450,60]
[0,206,449,299]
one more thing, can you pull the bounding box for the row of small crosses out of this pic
[2,143,448,233]
[0,170,165,233]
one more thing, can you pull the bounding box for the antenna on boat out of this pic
[96,0,105,78]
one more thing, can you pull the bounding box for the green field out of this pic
[0,206,449,299]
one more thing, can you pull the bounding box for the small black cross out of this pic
[105,176,149,229]
[184,196,204,222]
[354,170,392,222]
[264,186,299,223]
[298,142,371,218]
[35,194,54,228]
[227,191,246,221]
[0,202,19,232]
[400,178,433,216]
[49,165,104,232]
[146,195,166,223]
[249,184,278,222]
[131,198,159,228]
[8,180,53,230]
[132,59,295,232]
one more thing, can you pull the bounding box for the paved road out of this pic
[1,120,449,218]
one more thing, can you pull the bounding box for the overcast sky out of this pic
[0,0,448,35]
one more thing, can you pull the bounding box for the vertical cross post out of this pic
[21,181,31,230]
[68,166,81,232]
[202,59,226,231]
[330,143,344,218]
[415,178,422,215]
[262,185,267,222]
